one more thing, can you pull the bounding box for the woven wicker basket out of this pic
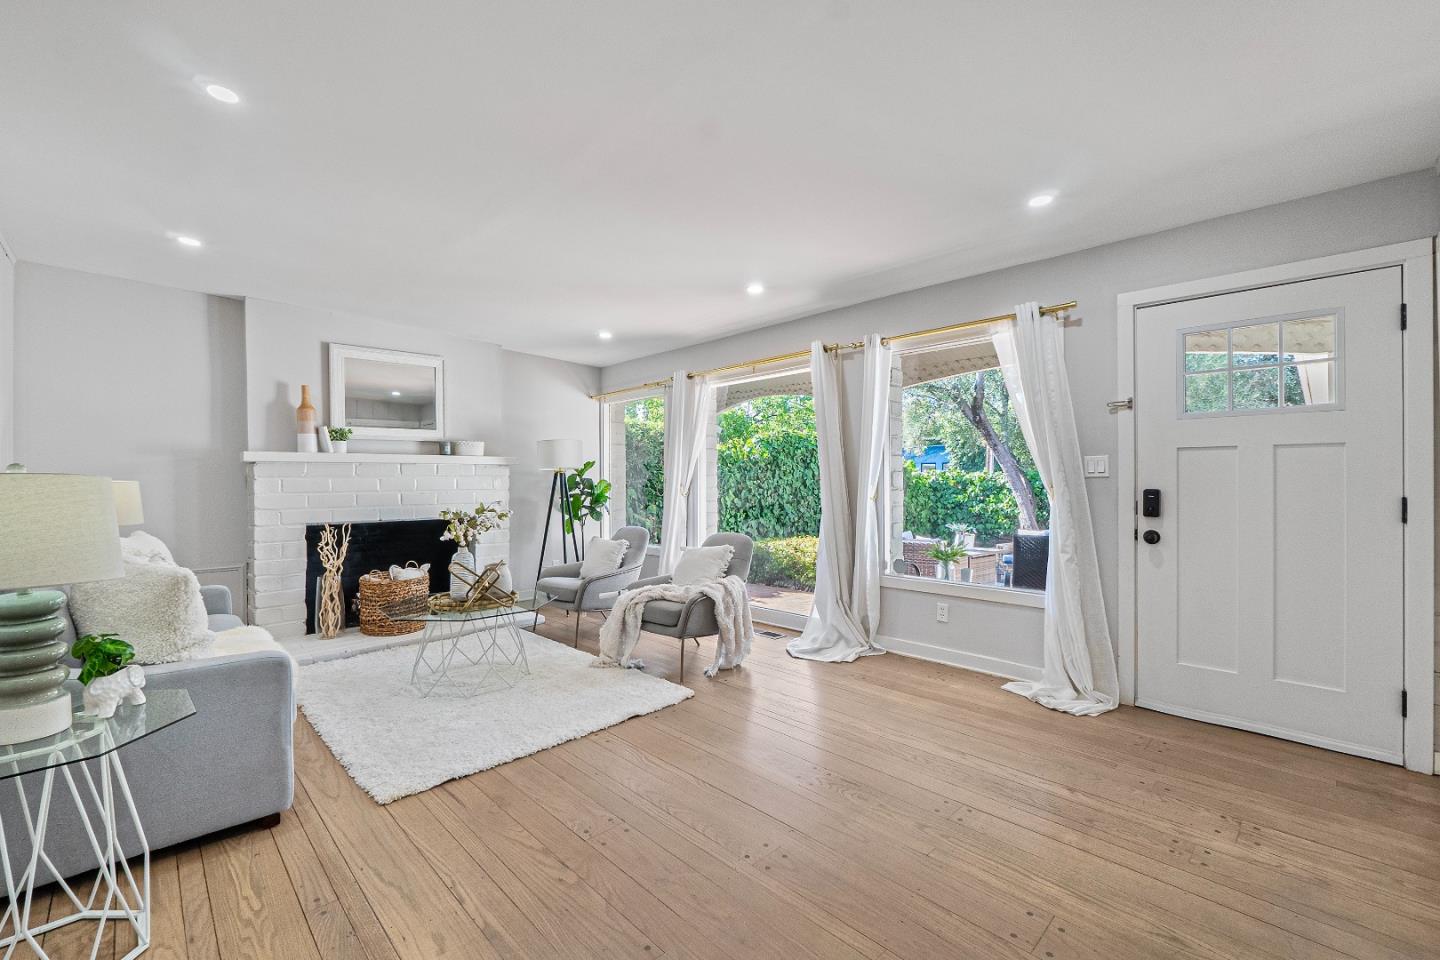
[358,567,429,636]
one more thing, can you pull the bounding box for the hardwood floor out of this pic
[29,613,1440,959]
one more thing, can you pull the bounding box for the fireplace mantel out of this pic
[244,451,516,465]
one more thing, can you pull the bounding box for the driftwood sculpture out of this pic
[316,523,352,638]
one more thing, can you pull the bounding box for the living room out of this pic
[2,4,1440,959]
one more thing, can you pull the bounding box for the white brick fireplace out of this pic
[243,452,515,640]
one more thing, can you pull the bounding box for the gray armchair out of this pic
[626,532,754,679]
[535,526,650,645]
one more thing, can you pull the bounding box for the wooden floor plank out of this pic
[29,620,1440,960]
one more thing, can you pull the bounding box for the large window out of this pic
[713,370,817,621]
[895,338,1049,591]
[603,393,665,544]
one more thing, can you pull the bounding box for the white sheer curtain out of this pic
[788,338,887,662]
[658,370,713,574]
[993,303,1119,715]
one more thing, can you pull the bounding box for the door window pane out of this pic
[1184,330,1228,372]
[1232,367,1280,409]
[1184,371,1228,413]
[1285,361,1335,406]
[1231,322,1280,366]
[1282,315,1336,362]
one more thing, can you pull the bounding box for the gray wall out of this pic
[0,247,13,466]
[13,263,249,572]
[243,297,601,591]
[601,169,1440,670]
[11,269,601,600]
[243,297,508,454]
[498,351,602,590]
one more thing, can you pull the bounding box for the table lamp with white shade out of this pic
[533,438,584,589]
[0,466,124,744]
[112,480,144,528]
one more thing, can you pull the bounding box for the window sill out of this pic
[880,574,1045,608]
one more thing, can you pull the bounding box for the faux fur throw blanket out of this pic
[594,575,754,677]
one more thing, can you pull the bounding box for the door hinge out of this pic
[1107,397,1134,413]
[1401,496,1408,523]
[1400,303,1408,331]
[1401,689,1408,718]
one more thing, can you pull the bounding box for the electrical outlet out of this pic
[936,602,949,623]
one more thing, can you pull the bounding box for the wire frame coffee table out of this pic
[381,595,544,696]
[0,683,195,959]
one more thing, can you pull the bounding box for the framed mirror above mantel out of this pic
[328,343,446,440]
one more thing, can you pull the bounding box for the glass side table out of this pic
[382,595,543,696]
[0,682,195,959]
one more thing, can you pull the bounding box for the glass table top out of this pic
[381,593,547,623]
[0,682,195,781]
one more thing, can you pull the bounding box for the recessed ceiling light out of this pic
[1027,193,1057,208]
[745,282,765,296]
[597,330,614,340]
[173,235,203,247]
[204,84,241,104]
[391,390,402,397]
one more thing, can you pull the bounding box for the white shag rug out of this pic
[298,630,693,804]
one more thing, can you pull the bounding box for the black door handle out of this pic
[1143,530,1161,545]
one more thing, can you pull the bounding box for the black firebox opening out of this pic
[303,519,453,632]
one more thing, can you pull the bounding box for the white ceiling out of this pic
[2,1,1438,366]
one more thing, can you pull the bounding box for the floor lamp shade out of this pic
[0,472,124,744]
[112,480,145,527]
[536,438,582,472]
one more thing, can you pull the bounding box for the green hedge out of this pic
[750,536,818,590]
[717,432,820,540]
[623,418,665,542]
[902,461,1048,542]
[625,412,1046,550]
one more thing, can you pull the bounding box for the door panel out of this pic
[1135,267,1404,763]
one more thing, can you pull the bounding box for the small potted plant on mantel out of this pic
[328,427,353,454]
[928,542,968,582]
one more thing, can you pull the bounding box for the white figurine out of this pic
[82,665,147,719]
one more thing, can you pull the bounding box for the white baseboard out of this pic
[877,634,1042,683]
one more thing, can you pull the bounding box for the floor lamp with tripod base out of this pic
[532,439,583,625]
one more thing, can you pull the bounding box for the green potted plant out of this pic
[71,633,135,685]
[560,460,612,553]
[928,542,967,582]
[327,426,353,454]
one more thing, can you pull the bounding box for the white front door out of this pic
[1134,267,1407,763]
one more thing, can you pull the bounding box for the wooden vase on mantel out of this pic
[296,385,318,453]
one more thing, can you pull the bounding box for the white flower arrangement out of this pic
[439,501,511,549]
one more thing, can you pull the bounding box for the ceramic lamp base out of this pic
[0,588,75,745]
[0,694,72,745]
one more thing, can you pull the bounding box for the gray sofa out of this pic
[0,585,296,881]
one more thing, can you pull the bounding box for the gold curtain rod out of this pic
[590,376,673,402]
[687,300,1077,379]
[594,300,1077,396]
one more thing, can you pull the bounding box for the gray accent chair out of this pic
[535,526,650,646]
[0,584,296,881]
[626,532,754,679]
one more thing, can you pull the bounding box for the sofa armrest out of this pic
[199,584,233,616]
[627,574,674,591]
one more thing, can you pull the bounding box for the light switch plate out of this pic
[1084,454,1110,478]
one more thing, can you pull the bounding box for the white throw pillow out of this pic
[68,558,215,664]
[579,537,628,578]
[672,544,735,585]
[121,531,175,566]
